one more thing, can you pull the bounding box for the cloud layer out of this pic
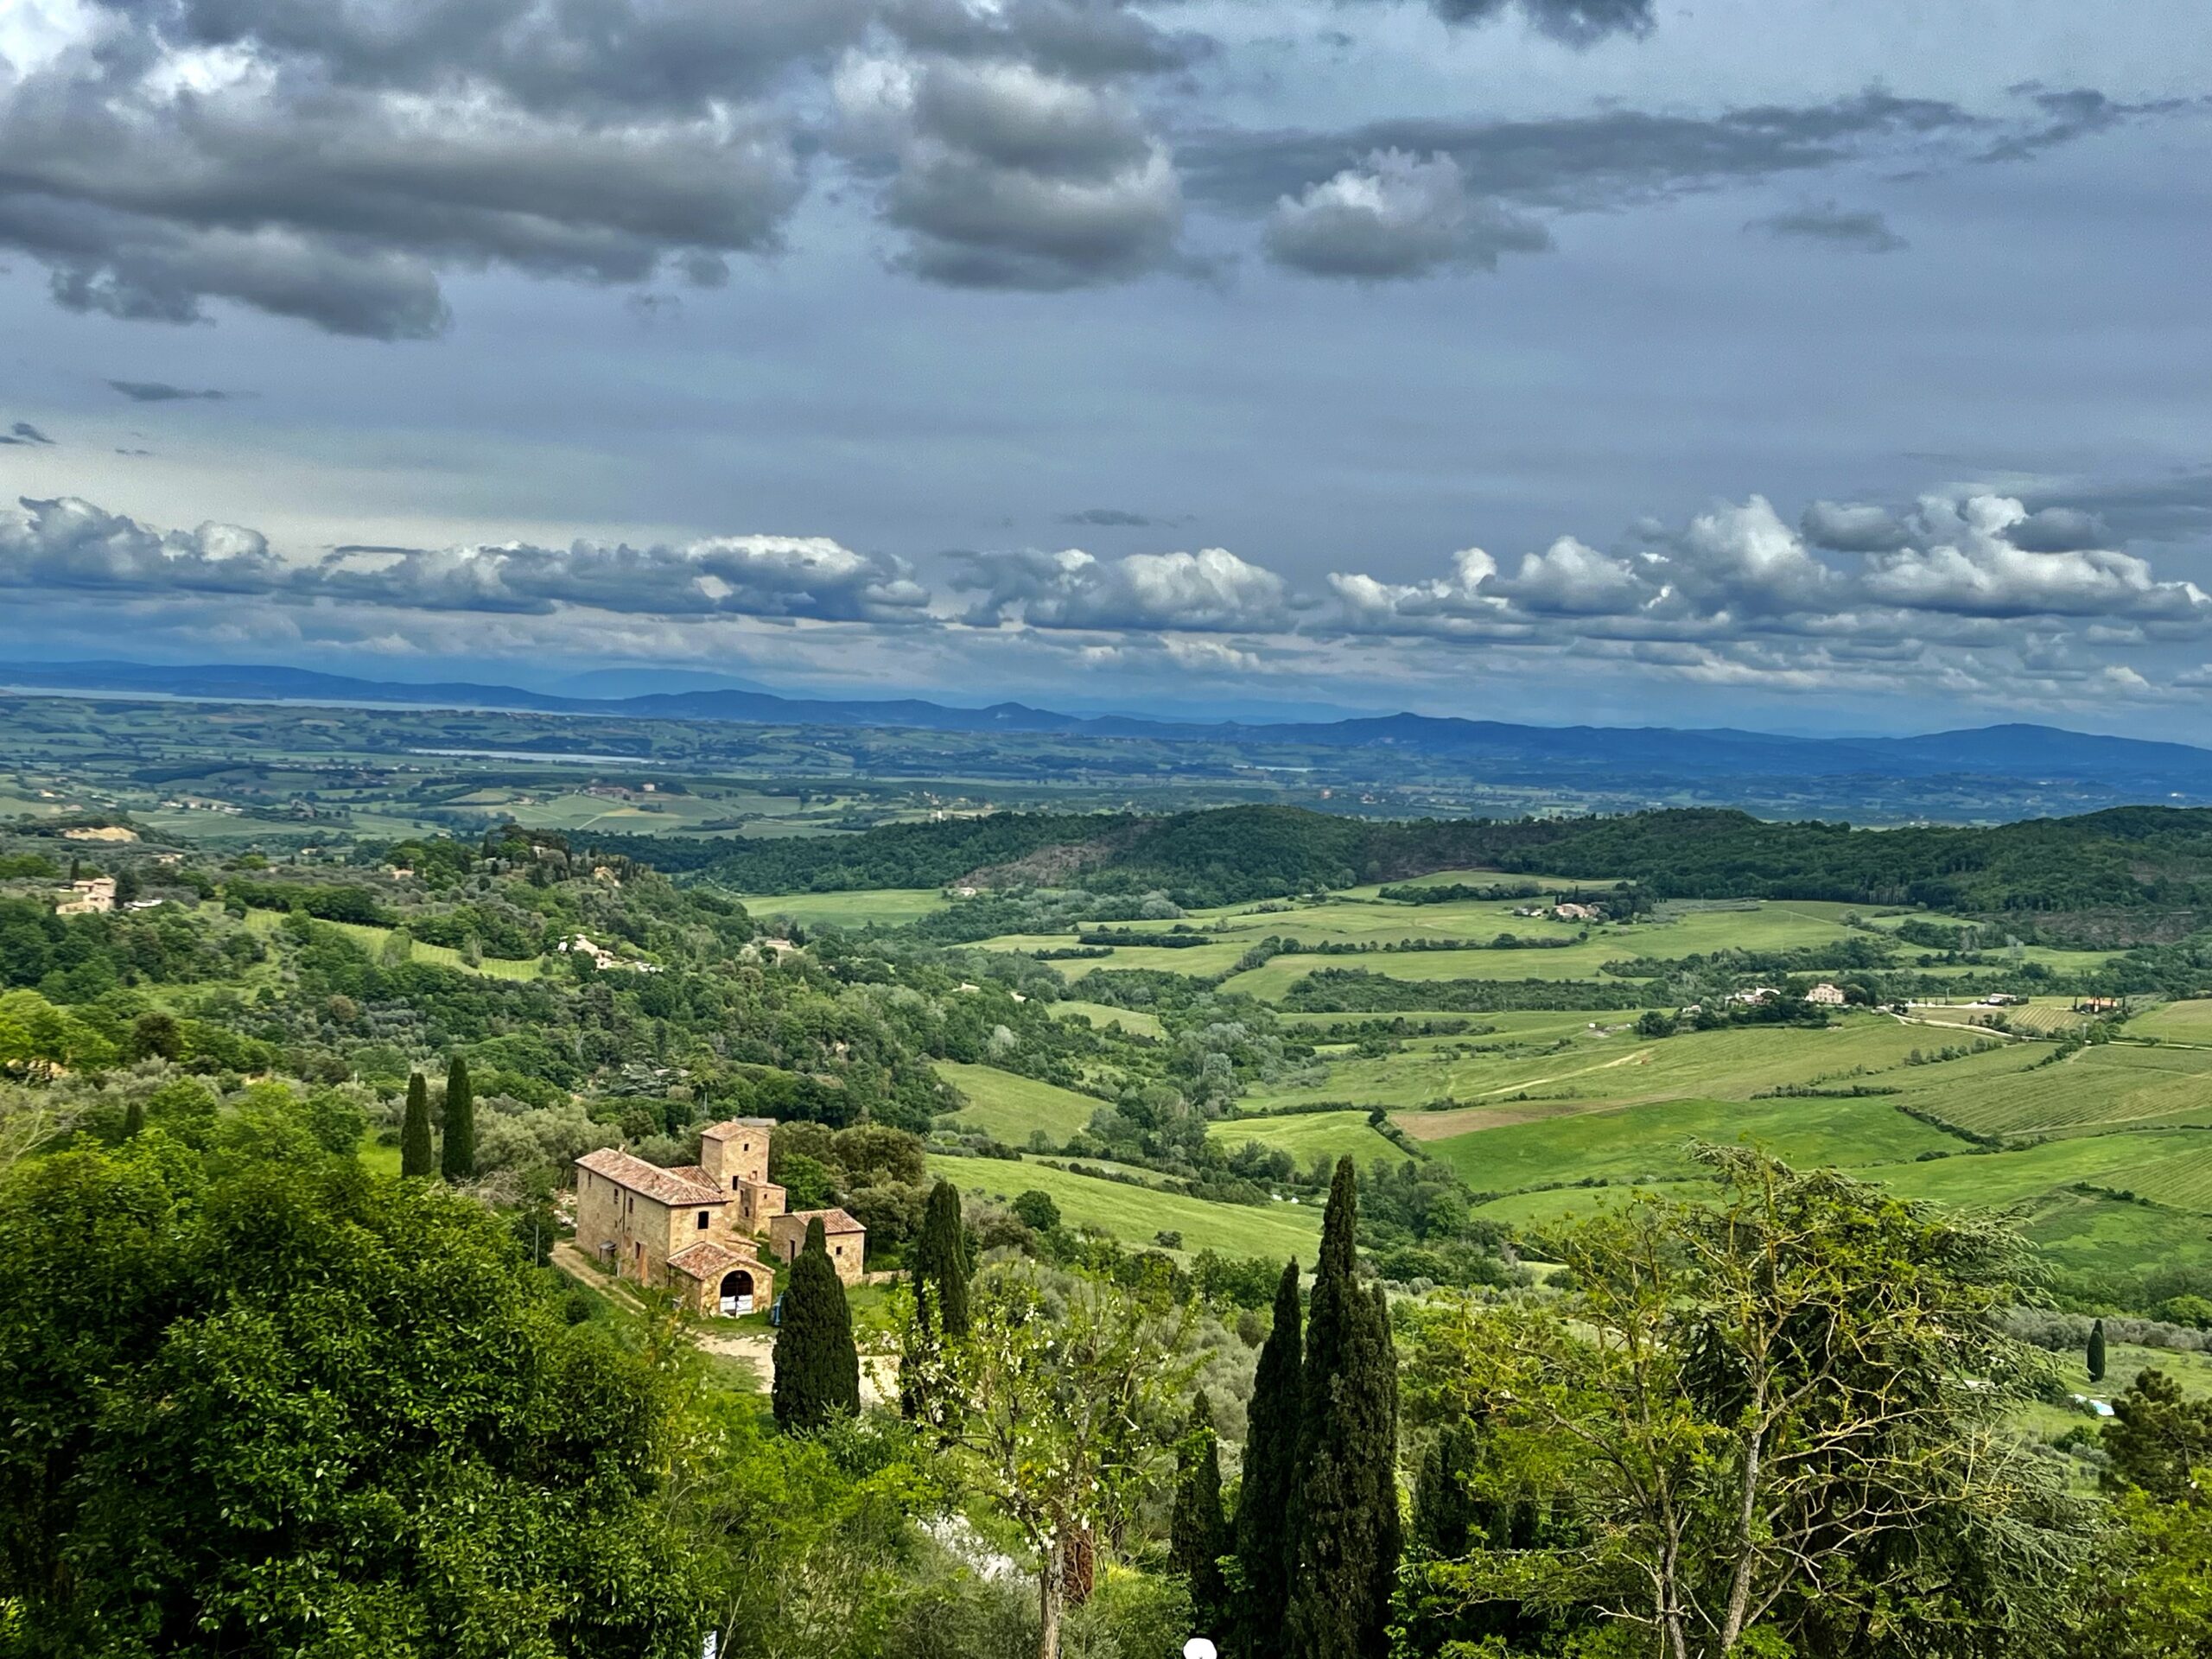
[9,474,2211,716]
[0,0,2194,331]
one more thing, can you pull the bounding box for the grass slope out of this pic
[1208,1109,1412,1172]
[933,1061,1103,1142]
[926,1154,1321,1259]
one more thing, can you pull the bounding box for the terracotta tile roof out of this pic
[575,1147,722,1207]
[667,1165,715,1188]
[700,1116,777,1138]
[782,1206,865,1234]
[666,1238,764,1279]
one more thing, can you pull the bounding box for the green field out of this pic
[1052,1000,1167,1040]
[1882,1042,2212,1140]
[1209,1109,1412,1172]
[736,888,951,928]
[934,1062,1104,1142]
[1422,1093,1958,1192]
[242,906,550,980]
[927,1154,1323,1259]
[1247,1015,1945,1121]
[2134,999,2212,1044]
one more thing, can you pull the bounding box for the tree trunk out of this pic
[1039,1538,1066,1659]
[1062,1524,1096,1606]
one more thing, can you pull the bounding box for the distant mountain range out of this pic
[4,658,2211,803]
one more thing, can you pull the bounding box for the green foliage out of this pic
[1287,1160,1401,1659]
[774,1217,862,1433]
[442,1052,475,1182]
[2102,1368,2212,1503]
[0,1135,699,1656]
[401,1071,435,1178]
[2091,1317,2109,1382]
[923,1262,1198,1659]
[1234,1255,1304,1659]
[1011,1189,1062,1233]
[223,877,393,925]
[1408,1148,2093,1659]
[1170,1392,1230,1637]
[913,1179,972,1340]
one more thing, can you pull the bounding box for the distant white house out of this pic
[1806,982,1847,1007]
[1553,902,1600,922]
[556,933,663,972]
[56,877,117,916]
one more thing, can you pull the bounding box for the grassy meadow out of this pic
[925,1154,1322,1259]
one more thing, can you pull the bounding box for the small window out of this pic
[697,1211,710,1230]
[834,1246,843,1257]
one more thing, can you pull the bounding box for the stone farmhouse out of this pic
[771,1207,868,1287]
[574,1117,866,1316]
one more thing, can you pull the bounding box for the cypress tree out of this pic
[2088,1318,2107,1383]
[1234,1259,1303,1659]
[1410,1421,1479,1559]
[122,1096,144,1140]
[1172,1393,1231,1637]
[1286,1159,1401,1659]
[912,1178,971,1338]
[400,1071,435,1178]
[774,1217,861,1432]
[440,1054,474,1182]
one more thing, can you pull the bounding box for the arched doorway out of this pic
[718,1270,756,1317]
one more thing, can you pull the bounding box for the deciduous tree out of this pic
[1409,1147,2092,1659]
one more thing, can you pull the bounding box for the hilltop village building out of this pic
[573,1117,867,1315]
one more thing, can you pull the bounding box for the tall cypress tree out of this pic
[2088,1318,2107,1383]
[1410,1421,1480,1559]
[912,1178,971,1338]
[122,1096,144,1140]
[440,1054,474,1182]
[774,1217,861,1432]
[400,1071,435,1178]
[1172,1393,1231,1637]
[1234,1259,1303,1659]
[1287,1159,1401,1659]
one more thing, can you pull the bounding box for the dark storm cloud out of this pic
[884,0,1211,80]
[106,379,232,403]
[1801,501,1911,552]
[1063,507,1154,526]
[0,0,818,338]
[2007,507,2110,553]
[1180,91,1980,219]
[2025,470,2212,546]
[1421,0,1655,47]
[1745,202,1906,252]
[850,54,1185,290]
[1980,86,2196,164]
[113,0,873,117]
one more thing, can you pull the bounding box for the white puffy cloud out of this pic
[0,495,929,622]
[1263,151,1549,281]
[953,543,1293,630]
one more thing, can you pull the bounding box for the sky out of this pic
[0,0,2208,733]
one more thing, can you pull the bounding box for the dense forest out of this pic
[705,802,2212,918]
